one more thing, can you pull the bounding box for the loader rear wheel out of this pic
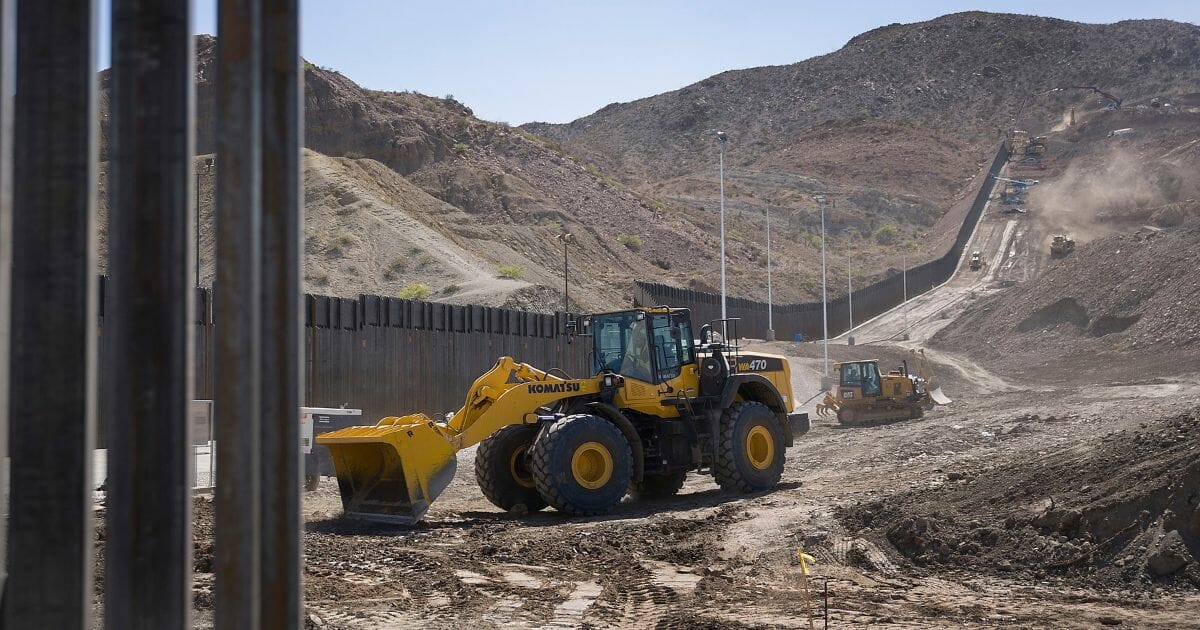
[531,414,633,516]
[629,471,687,500]
[715,401,784,493]
[475,425,548,513]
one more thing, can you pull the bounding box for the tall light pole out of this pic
[902,248,909,338]
[557,231,574,313]
[196,156,214,287]
[717,131,728,324]
[847,249,854,345]
[765,204,773,340]
[817,196,830,389]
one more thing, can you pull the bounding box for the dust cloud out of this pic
[1029,147,1199,242]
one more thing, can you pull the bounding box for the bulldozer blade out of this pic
[927,386,952,406]
[316,413,458,525]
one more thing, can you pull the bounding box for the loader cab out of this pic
[588,308,695,385]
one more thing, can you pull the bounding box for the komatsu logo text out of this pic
[527,382,581,394]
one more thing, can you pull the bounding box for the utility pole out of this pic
[558,231,573,314]
[717,131,728,325]
[847,250,854,345]
[902,249,908,338]
[766,205,773,340]
[818,196,830,388]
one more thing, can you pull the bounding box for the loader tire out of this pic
[714,401,784,493]
[475,425,548,513]
[629,471,687,500]
[531,414,633,517]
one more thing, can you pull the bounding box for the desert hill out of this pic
[97,14,1200,311]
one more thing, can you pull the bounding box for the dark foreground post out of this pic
[7,1,98,628]
[105,2,196,628]
[258,0,304,627]
[214,0,264,627]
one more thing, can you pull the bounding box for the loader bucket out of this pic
[315,413,458,525]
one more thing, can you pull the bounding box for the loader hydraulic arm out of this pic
[316,355,602,524]
[442,356,601,449]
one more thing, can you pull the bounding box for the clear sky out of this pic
[98,0,1200,125]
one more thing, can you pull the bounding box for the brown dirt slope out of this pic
[931,224,1200,380]
[838,408,1200,590]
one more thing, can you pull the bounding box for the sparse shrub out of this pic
[398,282,431,300]
[452,142,468,156]
[496,265,524,279]
[617,234,643,251]
[652,258,671,270]
[383,258,407,280]
[334,232,355,247]
[304,271,330,286]
[415,254,435,271]
[442,283,461,295]
[873,224,899,245]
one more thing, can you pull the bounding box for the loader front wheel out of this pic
[714,401,784,493]
[531,414,633,516]
[475,425,548,513]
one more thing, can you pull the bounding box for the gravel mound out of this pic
[838,409,1200,590]
[933,224,1200,381]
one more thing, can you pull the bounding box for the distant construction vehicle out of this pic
[816,350,950,426]
[1050,234,1076,257]
[969,251,982,270]
[317,307,809,524]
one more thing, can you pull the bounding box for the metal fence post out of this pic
[6,1,98,628]
[259,0,303,627]
[214,0,264,627]
[0,0,14,606]
[105,2,195,628]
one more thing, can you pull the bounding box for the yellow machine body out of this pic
[316,306,807,524]
[818,349,950,426]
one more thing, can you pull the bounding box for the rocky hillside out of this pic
[97,14,1200,310]
[523,13,1200,295]
[526,13,1200,183]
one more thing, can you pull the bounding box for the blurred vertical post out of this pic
[258,0,303,626]
[7,1,98,627]
[105,1,195,628]
[0,0,14,604]
[214,0,264,627]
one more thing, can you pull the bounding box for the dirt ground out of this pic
[154,336,1198,629]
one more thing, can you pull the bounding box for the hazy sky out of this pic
[99,1,1200,125]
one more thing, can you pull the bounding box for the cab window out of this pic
[650,315,682,383]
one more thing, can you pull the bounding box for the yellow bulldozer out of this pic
[316,307,810,524]
[816,349,950,426]
[1050,234,1076,257]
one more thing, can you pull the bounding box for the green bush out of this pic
[873,224,899,245]
[617,234,642,251]
[496,265,524,279]
[452,142,468,156]
[398,282,431,299]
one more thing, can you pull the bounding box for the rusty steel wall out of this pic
[634,143,1010,341]
[97,285,591,445]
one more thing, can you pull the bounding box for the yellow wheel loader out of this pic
[316,307,810,524]
[815,349,951,427]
